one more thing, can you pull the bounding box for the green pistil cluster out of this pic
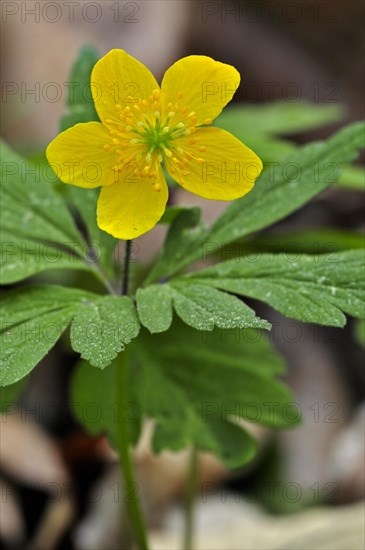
[143,121,172,153]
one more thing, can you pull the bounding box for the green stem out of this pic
[92,264,118,295]
[183,446,199,550]
[116,349,149,550]
[121,240,133,295]
[115,238,149,549]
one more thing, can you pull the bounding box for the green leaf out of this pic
[163,121,364,277]
[137,282,270,333]
[144,207,208,284]
[0,141,93,284]
[59,46,100,131]
[66,186,117,275]
[235,135,295,163]
[181,250,365,327]
[170,282,270,331]
[336,164,365,190]
[129,322,297,467]
[70,295,140,368]
[216,101,344,137]
[241,229,365,256]
[0,285,93,385]
[72,358,141,448]
[158,205,201,225]
[210,229,364,265]
[208,122,365,251]
[72,321,297,468]
[1,141,84,245]
[0,378,26,413]
[214,101,343,164]
[136,284,173,333]
[355,319,365,347]
[0,230,91,285]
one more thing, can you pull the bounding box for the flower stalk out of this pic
[116,239,149,549]
[121,240,133,295]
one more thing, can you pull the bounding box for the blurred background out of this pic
[1,1,364,548]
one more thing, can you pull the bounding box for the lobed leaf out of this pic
[72,321,297,468]
[137,282,270,333]
[0,285,94,385]
[180,250,365,327]
[0,284,142,384]
[70,295,140,368]
[0,141,95,284]
[136,284,173,333]
[170,282,270,331]
[207,122,365,251]
[150,121,364,279]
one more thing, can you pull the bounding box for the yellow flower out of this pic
[47,49,263,239]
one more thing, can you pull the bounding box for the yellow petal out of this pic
[91,49,159,124]
[96,167,168,239]
[160,56,240,127]
[46,122,118,188]
[166,127,262,200]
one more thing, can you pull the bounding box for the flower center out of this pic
[102,89,210,191]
